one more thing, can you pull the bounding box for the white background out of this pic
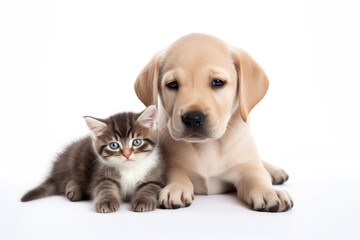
[1,0,360,239]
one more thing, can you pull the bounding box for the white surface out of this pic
[1,172,360,240]
[1,0,360,239]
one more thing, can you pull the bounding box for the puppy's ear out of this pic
[231,48,269,122]
[134,53,162,106]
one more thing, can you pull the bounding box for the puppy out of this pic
[134,33,293,212]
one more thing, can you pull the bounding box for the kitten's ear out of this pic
[137,105,157,130]
[84,116,107,137]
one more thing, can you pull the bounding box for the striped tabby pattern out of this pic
[21,106,165,213]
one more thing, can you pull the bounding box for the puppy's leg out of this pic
[158,166,194,209]
[262,160,289,185]
[234,162,293,212]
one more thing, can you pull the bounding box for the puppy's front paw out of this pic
[158,184,194,209]
[248,188,293,212]
[94,198,120,213]
[269,168,289,185]
[131,197,157,212]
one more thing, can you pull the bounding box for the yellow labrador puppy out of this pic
[134,33,293,212]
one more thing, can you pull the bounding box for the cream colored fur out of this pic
[134,33,293,212]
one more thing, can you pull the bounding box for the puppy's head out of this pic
[135,33,269,142]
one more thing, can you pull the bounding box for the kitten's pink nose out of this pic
[123,153,131,159]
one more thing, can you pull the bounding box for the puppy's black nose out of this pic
[181,112,205,130]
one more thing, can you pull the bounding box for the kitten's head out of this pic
[84,105,158,168]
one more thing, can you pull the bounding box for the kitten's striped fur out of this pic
[21,106,165,213]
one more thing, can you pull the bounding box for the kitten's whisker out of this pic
[105,164,110,180]
[87,158,98,170]
[103,162,112,180]
[98,163,106,180]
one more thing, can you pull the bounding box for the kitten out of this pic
[21,105,164,213]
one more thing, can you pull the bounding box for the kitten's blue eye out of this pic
[212,79,225,88]
[166,81,178,90]
[132,139,142,147]
[109,142,119,150]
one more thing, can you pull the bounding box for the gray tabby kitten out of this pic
[21,105,164,213]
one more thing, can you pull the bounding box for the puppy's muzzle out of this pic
[181,112,206,130]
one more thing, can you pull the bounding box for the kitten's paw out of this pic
[65,180,82,201]
[158,184,194,209]
[248,188,293,212]
[269,168,289,185]
[131,198,157,212]
[66,190,82,202]
[94,198,120,213]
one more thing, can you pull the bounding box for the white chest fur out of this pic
[118,149,159,199]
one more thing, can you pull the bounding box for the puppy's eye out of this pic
[109,142,119,150]
[212,79,225,88]
[166,81,179,90]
